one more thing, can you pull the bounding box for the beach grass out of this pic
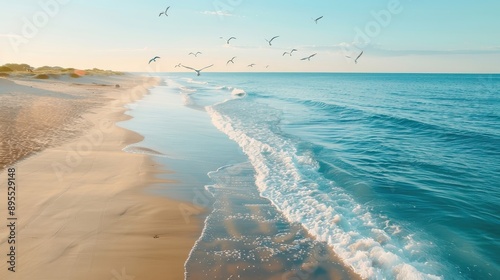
[0,63,124,79]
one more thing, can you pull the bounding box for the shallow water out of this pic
[121,73,500,280]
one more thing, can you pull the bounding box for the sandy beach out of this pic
[1,1,497,279]
[0,73,204,280]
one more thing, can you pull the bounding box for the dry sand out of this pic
[0,74,204,280]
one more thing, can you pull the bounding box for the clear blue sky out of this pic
[1,0,499,73]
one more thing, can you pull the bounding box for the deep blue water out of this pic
[123,73,500,280]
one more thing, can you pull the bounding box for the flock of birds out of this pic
[147,5,364,76]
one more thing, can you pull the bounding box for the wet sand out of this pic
[186,162,362,280]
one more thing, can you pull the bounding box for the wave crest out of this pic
[231,88,246,97]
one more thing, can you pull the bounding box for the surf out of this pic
[206,98,445,280]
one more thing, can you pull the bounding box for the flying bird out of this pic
[300,53,317,61]
[159,6,170,17]
[148,56,160,64]
[226,37,236,44]
[226,57,236,65]
[313,16,323,24]
[355,51,364,64]
[247,64,256,67]
[283,49,298,56]
[182,64,213,76]
[188,52,202,57]
[265,36,279,46]
[174,63,182,68]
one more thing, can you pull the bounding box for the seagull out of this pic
[300,53,317,61]
[226,37,236,44]
[226,57,236,65]
[283,49,298,56]
[247,64,256,67]
[181,64,213,76]
[174,63,182,68]
[265,36,279,46]
[355,51,364,64]
[148,56,160,64]
[188,52,202,57]
[159,6,170,17]
[266,65,269,68]
[313,16,323,24]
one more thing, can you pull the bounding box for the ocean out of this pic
[120,73,500,280]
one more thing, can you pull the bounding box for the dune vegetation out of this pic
[0,63,123,78]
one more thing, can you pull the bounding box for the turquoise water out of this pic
[122,73,500,280]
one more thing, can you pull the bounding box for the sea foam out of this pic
[206,99,443,280]
[231,88,246,97]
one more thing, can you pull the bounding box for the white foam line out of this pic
[205,104,443,280]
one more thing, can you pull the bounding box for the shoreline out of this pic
[0,74,204,279]
[123,73,363,280]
